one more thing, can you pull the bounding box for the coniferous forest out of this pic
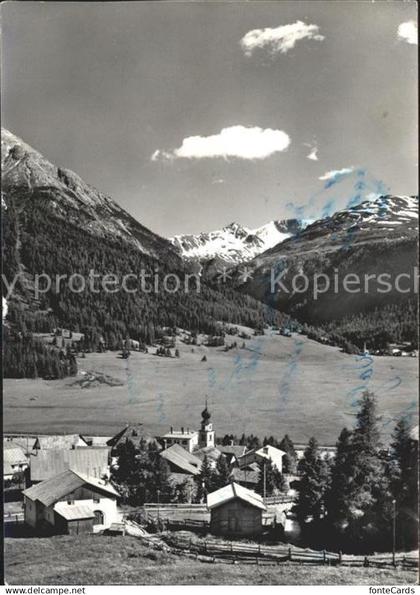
[2,196,284,378]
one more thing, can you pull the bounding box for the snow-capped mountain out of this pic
[171,219,310,264]
[1,128,180,265]
[231,194,418,323]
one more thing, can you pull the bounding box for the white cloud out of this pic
[307,146,318,161]
[397,21,418,45]
[152,125,291,161]
[319,167,355,181]
[240,20,324,56]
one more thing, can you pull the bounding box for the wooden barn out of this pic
[207,482,266,537]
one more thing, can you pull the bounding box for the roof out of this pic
[255,445,287,460]
[54,501,95,521]
[207,482,266,511]
[30,448,109,482]
[160,444,202,475]
[230,467,259,485]
[4,437,37,451]
[294,444,336,451]
[162,430,198,439]
[194,446,222,462]
[87,436,113,447]
[410,425,419,440]
[219,445,247,458]
[33,434,88,450]
[4,446,27,466]
[107,425,155,449]
[23,469,118,507]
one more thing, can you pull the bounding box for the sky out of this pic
[1,1,418,237]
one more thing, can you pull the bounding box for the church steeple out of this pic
[201,398,211,428]
[199,399,215,448]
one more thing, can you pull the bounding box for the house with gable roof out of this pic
[22,469,121,535]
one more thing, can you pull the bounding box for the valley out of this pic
[4,330,417,443]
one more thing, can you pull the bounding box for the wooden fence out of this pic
[162,534,418,569]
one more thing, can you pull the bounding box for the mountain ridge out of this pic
[170,218,311,265]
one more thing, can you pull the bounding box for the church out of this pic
[158,403,215,453]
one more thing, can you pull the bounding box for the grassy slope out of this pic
[3,331,418,443]
[4,535,417,585]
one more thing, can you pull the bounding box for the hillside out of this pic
[1,129,180,264]
[3,330,417,443]
[230,195,418,342]
[4,535,416,585]
[1,129,284,378]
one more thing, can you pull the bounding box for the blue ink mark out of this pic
[156,393,166,423]
[279,337,304,404]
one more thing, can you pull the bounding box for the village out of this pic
[4,404,325,541]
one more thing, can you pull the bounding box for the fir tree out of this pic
[195,456,215,502]
[214,454,231,489]
[294,438,329,524]
[279,434,297,474]
[325,427,355,530]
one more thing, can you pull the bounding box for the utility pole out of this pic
[392,499,396,566]
[263,460,267,500]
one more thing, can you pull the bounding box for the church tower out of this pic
[198,401,215,448]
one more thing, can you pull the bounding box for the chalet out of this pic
[4,444,29,482]
[160,443,201,476]
[237,445,286,473]
[157,403,215,453]
[160,427,199,453]
[107,424,156,453]
[30,447,110,483]
[33,434,89,450]
[229,466,259,490]
[219,444,247,466]
[194,446,222,469]
[207,482,266,537]
[294,444,336,461]
[23,469,120,535]
[4,435,37,453]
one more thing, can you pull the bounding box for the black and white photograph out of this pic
[1,0,418,589]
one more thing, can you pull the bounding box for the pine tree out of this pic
[214,454,231,489]
[279,434,297,474]
[294,438,329,524]
[325,427,355,530]
[389,418,418,549]
[195,456,214,502]
[351,392,386,512]
[256,458,286,497]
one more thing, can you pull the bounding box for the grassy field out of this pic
[4,535,417,585]
[3,330,418,443]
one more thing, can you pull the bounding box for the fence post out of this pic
[231,542,233,553]
[323,550,326,565]
[258,544,261,554]
[364,556,369,567]
[204,540,207,553]
[288,547,292,561]
[338,550,342,565]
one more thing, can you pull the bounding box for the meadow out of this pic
[4,535,417,585]
[3,330,417,444]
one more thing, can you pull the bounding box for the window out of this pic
[93,510,104,525]
[67,499,74,505]
[93,495,100,503]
